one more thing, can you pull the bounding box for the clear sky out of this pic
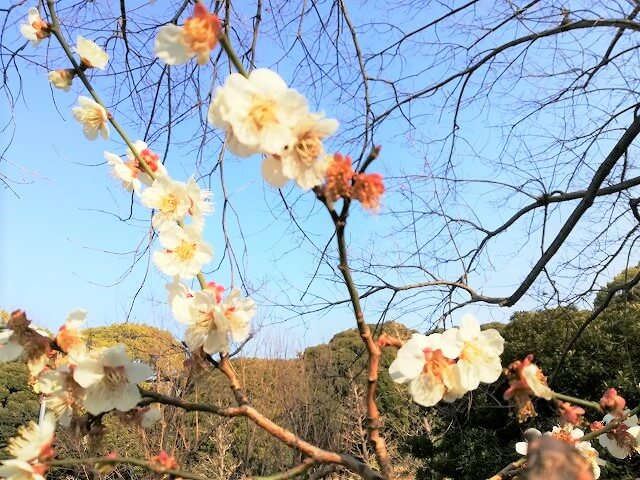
[1,1,636,355]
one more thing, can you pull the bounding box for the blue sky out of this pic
[2,1,637,354]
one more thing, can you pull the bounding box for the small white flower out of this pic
[73,344,153,415]
[74,36,109,69]
[208,69,309,156]
[598,412,640,459]
[389,331,464,407]
[6,414,56,462]
[153,224,213,279]
[154,3,220,65]
[55,309,86,355]
[263,112,338,189]
[141,408,162,429]
[454,314,504,391]
[126,140,168,177]
[141,177,190,230]
[180,288,255,355]
[521,363,553,400]
[186,176,213,227]
[47,70,73,92]
[72,96,109,141]
[35,366,77,427]
[0,329,24,362]
[19,7,49,46]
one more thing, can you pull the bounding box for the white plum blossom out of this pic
[5,414,56,462]
[598,412,640,459]
[126,140,168,178]
[262,112,339,189]
[207,69,309,157]
[389,331,464,407]
[141,176,190,230]
[72,96,109,141]
[454,314,504,391]
[55,309,86,354]
[47,70,73,92]
[178,288,256,355]
[186,176,213,227]
[105,151,152,193]
[521,362,553,400]
[0,329,24,362]
[72,344,153,415]
[0,459,47,480]
[35,366,77,427]
[154,3,221,65]
[153,224,213,279]
[19,8,49,46]
[74,36,109,69]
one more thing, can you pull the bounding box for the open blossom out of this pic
[208,69,308,157]
[55,309,86,354]
[0,460,48,480]
[72,96,109,140]
[1,311,51,377]
[0,329,24,362]
[454,314,504,391]
[155,3,221,65]
[105,151,151,193]
[389,331,464,407]
[47,69,73,92]
[20,7,50,46]
[153,224,213,279]
[35,365,80,427]
[598,411,640,459]
[74,36,109,69]
[141,177,190,230]
[352,172,385,211]
[178,288,256,355]
[127,140,167,177]
[6,414,55,462]
[262,113,338,189]
[324,153,354,201]
[73,344,153,415]
[186,176,213,227]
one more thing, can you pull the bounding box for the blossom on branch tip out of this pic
[141,177,190,230]
[153,224,213,279]
[155,2,221,65]
[208,69,308,157]
[352,172,385,211]
[19,8,50,46]
[72,96,109,141]
[262,113,339,189]
[598,411,640,459]
[74,36,109,69]
[47,69,73,92]
[389,331,464,407]
[72,344,153,415]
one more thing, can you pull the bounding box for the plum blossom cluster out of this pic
[388,314,504,407]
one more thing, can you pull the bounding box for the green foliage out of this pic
[593,266,640,309]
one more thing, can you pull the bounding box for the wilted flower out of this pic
[150,450,179,470]
[55,309,86,354]
[558,401,585,427]
[503,354,553,422]
[73,344,153,415]
[598,411,640,459]
[389,331,464,407]
[153,224,213,279]
[324,153,354,201]
[208,68,308,157]
[352,172,385,211]
[19,7,50,46]
[72,96,109,141]
[155,3,221,65]
[74,36,109,69]
[47,69,73,92]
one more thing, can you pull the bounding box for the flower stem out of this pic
[48,457,209,480]
[551,392,602,412]
[219,34,248,77]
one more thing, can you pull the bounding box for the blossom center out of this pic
[459,341,483,363]
[160,194,179,214]
[422,348,452,380]
[249,99,278,130]
[295,133,323,165]
[551,429,576,446]
[77,108,105,130]
[174,241,196,261]
[103,365,128,387]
